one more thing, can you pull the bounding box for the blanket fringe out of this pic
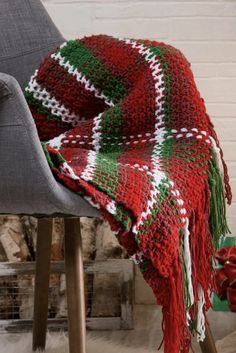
[187,140,230,342]
[207,115,232,204]
[163,260,191,353]
[143,256,191,353]
[208,142,230,248]
[140,142,230,351]
[196,285,206,342]
[185,177,213,341]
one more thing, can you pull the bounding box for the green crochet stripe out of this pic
[42,143,54,169]
[139,44,192,313]
[137,43,176,238]
[208,151,230,249]
[41,143,66,169]
[90,105,123,195]
[126,43,173,242]
[92,151,122,197]
[155,44,192,313]
[90,104,135,231]
[114,204,133,231]
[100,105,123,145]
[87,106,125,226]
[135,178,171,243]
[24,91,70,128]
[88,156,132,230]
[60,40,127,103]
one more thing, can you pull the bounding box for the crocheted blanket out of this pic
[24,35,231,353]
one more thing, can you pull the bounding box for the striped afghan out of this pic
[24,35,231,353]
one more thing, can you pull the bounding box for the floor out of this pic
[89,305,236,352]
[1,305,236,352]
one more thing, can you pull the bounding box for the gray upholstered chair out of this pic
[0,1,217,353]
[0,1,99,353]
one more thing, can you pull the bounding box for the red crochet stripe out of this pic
[36,56,108,120]
[121,71,157,136]
[81,35,149,89]
[28,104,71,141]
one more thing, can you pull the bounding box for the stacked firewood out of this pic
[0,215,126,320]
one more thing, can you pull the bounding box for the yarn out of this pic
[25,35,231,353]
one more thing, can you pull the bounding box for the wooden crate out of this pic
[0,259,134,332]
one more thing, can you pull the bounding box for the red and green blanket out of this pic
[24,35,231,353]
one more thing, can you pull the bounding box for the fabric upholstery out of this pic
[0,74,100,218]
[0,1,99,216]
[0,0,64,89]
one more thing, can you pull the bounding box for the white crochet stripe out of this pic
[26,74,82,126]
[120,38,165,125]
[46,110,119,217]
[59,41,67,50]
[120,41,192,310]
[60,162,80,180]
[117,38,166,234]
[106,200,117,215]
[100,159,153,176]
[47,133,66,149]
[170,186,187,225]
[183,218,195,307]
[197,285,206,342]
[90,113,119,216]
[80,150,101,209]
[51,126,212,145]
[120,39,183,234]
[91,113,121,217]
[91,112,103,152]
[51,44,114,108]
[130,251,145,265]
[59,127,212,147]
[105,200,118,217]
[84,196,100,210]
[80,113,119,216]
[131,163,166,235]
[166,127,212,145]
[80,150,98,182]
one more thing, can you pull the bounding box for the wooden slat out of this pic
[32,218,53,351]
[199,323,217,353]
[0,317,122,332]
[0,259,134,331]
[64,217,86,353]
[0,259,133,276]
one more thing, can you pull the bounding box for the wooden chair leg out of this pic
[64,217,86,353]
[32,218,53,351]
[199,323,217,353]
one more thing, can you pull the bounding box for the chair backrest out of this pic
[0,0,64,89]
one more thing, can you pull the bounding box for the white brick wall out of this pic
[42,0,236,303]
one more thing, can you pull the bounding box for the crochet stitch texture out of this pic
[25,35,231,353]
